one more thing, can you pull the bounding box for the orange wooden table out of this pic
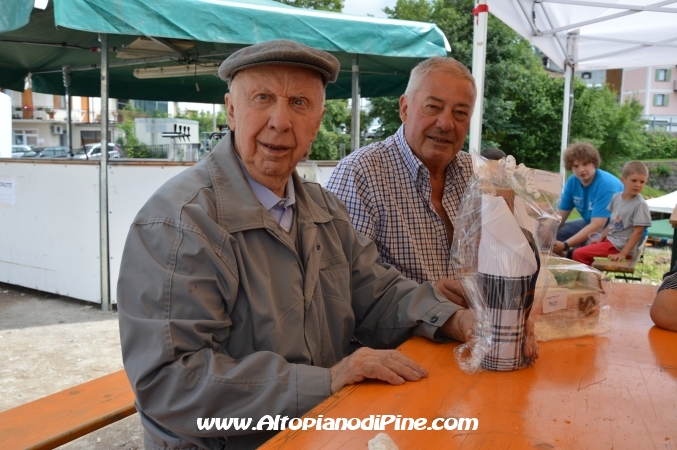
[262,283,677,450]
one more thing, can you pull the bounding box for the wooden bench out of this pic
[0,370,136,450]
[592,236,648,282]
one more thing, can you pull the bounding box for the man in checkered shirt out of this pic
[327,57,475,309]
[328,56,539,360]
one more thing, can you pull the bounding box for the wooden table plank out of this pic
[0,369,136,450]
[261,283,676,450]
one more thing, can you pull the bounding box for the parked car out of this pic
[11,145,37,158]
[75,143,121,160]
[34,146,70,158]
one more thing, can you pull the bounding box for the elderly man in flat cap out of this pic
[118,40,475,450]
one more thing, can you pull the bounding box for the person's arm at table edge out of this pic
[609,226,645,261]
[650,289,677,331]
[564,217,608,247]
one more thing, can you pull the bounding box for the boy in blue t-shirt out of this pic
[571,161,651,265]
[553,142,623,257]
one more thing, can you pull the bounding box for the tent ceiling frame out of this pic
[517,0,568,61]
[576,36,677,62]
[530,0,677,36]
[147,37,191,60]
[579,35,677,48]
[518,0,677,66]
[540,0,677,13]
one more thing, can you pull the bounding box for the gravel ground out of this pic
[0,282,144,449]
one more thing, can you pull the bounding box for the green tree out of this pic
[370,0,650,172]
[275,0,343,12]
[570,84,646,169]
[117,104,151,158]
[368,96,401,139]
[638,132,677,160]
[310,99,350,160]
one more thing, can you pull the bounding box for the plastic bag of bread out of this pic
[530,256,611,341]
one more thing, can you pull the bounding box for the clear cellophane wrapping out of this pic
[530,256,611,341]
[450,155,561,373]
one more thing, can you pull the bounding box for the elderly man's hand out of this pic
[329,348,427,394]
[434,278,468,308]
[523,317,539,361]
[438,309,476,342]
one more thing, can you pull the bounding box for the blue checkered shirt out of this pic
[326,125,473,283]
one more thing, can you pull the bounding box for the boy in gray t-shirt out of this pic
[572,161,651,265]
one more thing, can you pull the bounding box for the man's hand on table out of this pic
[330,347,428,394]
[434,278,468,308]
[330,312,541,394]
[439,310,540,360]
[439,309,476,342]
[523,316,539,361]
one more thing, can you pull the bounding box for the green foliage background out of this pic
[365,0,665,171]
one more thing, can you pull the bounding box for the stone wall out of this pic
[644,161,677,192]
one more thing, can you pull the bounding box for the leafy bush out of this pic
[654,163,672,177]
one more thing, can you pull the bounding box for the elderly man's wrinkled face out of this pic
[399,73,475,173]
[226,65,325,195]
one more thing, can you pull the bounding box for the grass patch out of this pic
[642,185,668,199]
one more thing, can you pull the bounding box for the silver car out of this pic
[11,145,37,158]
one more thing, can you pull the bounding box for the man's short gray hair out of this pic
[404,57,476,97]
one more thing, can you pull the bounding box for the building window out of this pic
[53,95,65,109]
[653,94,670,107]
[656,68,671,82]
[13,129,38,146]
[581,72,592,79]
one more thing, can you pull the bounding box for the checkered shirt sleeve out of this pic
[659,266,677,292]
[326,126,473,284]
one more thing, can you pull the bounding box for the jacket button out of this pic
[430,316,438,323]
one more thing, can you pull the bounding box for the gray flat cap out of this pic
[218,39,340,85]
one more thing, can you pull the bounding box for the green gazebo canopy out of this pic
[0,0,450,101]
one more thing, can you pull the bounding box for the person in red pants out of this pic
[572,161,651,266]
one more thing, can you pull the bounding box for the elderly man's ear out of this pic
[398,94,409,123]
[224,93,236,131]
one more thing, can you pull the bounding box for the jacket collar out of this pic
[208,131,332,232]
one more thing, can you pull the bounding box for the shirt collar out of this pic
[394,125,425,181]
[236,155,296,211]
[394,124,471,186]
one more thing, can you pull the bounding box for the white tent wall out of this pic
[0,159,338,304]
[646,190,677,214]
[0,161,101,301]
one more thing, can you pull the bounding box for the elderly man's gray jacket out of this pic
[117,133,462,450]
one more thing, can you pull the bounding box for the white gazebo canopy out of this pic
[647,190,677,214]
[469,1,677,177]
[489,0,677,71]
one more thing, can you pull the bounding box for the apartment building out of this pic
[4,88,118,149]
[621,66,677,132]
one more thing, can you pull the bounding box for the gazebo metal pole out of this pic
[99,33,111,311]
[469,0,489,157]
[350,55,360,154]
[560,31,579,183]
[62,66,72,154]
